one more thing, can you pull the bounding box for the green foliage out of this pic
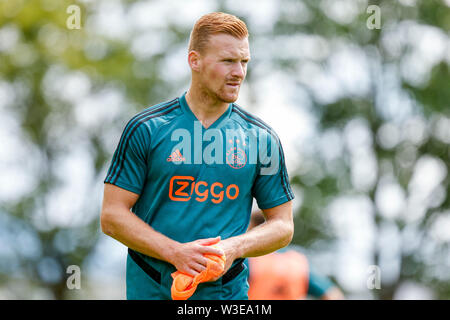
[0,0,448,299]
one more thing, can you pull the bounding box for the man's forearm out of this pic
[101,205,226,276]
[225,216,293,260]
[101,206,177,263]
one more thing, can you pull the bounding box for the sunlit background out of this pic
[0,0,449,299]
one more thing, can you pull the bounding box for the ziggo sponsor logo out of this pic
[169,176,239,203]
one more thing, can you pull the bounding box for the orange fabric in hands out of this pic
[171,245,226,300]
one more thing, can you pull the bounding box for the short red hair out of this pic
[188,12,249,53]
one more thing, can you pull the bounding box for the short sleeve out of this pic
[251,130,294,209]
[104,121,151,195]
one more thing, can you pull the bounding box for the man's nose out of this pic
[231,62,245,79]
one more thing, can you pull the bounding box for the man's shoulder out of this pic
[134,97,182,123]
[125,97,182,132]
[231,103,278,137]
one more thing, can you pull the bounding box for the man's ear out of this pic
[188,50,202,72]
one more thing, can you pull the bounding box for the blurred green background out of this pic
[0,0,449,299]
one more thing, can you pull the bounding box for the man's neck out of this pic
[185,87,229,129]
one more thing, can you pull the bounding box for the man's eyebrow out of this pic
[220,56,251,61]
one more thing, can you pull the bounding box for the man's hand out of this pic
[209,201,294,282]
[166,236,225,277]
[209,237,241,281]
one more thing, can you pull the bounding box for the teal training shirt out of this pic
[104,92,294,299]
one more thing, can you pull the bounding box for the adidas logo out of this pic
[167,149,186,162]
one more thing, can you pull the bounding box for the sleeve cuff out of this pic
[104,180,141,195]
[257,194,294,210]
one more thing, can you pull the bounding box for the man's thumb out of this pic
[197,236,221,246]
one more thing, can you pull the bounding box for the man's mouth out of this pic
[226,82,240,88]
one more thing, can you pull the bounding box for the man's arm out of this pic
[100,183,223,276]
[217,200,294,277]
[247,209,266,231]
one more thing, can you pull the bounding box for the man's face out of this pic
[194,33,250,103]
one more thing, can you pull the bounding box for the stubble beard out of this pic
[205,84,240,104]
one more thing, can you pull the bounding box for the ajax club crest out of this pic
[226,140,247,169]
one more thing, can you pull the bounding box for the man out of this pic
[248,250,345,300]
[247,211,345,300]
[100,12,294,300]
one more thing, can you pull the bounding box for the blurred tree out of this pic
[0,0,190,299]
[256,0,450,299]
[0,0,448,300]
